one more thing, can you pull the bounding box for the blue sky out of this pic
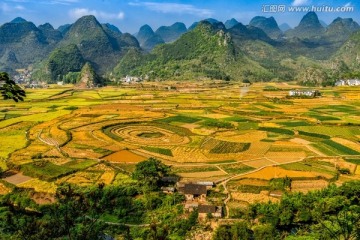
[0,0,359,33]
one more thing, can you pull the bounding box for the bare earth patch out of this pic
[3,172,33,185]
[180,123,200,129]
[233,179,269,187]
[290,138,311,145]
[231,191,279,204]
[243,159,275,168]
[291,180,329,193]
[265,151,306,163]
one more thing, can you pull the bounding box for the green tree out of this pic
[132,158,170,189]
[0,72,26,102]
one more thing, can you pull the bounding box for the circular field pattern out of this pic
[111,125,190,146]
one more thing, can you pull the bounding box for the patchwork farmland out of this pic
[1,81,360,207]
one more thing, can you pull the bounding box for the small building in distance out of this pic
[288,89,321,98]
[183,184,207,201]
[335,79,360,86]
[195,181,214,190]
[198,205,223,219]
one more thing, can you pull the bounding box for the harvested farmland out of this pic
[237,166,333,180]
[231,192,279,204]
[291,180,329,193]
[103,150,146,163]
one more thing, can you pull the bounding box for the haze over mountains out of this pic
[0,12,359,85]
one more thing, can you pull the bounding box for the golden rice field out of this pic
[0,82,359,198]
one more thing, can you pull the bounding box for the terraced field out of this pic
[0,82,359,204]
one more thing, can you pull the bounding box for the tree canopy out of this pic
[132,158,170,189]
[0,72,26,102]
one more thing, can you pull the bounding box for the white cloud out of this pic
[69,8,125,20]
[292,0,310,6]
[1,2,25,12]
[14,5,25,10]
[128,1,213,17]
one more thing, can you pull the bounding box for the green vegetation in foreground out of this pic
[0,72,26,102]
[213,181,360,240]
[1,157,360,240]
[142,146,173,157]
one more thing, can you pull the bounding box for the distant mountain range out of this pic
[0,12,359,85]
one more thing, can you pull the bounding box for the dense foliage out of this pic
[0,158,199,240]
[0,72,26,102]
[47,44,85,82]
[213,181,360,240]
[132,158,170,189]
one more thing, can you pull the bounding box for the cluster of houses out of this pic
[24,81,48,89]
[288,89,321,98]
[161,178,223,220]
[121,75,149,84]
[13,69,32,84]
[7,69,48,89]
[335,79,360,86]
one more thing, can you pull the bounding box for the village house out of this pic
[162,176,180,184]
[184,202,199,212]
[183,183,207,201]
[161,187,175,194]
[288,89,321,98]
[195,181,214,190]
[123,75,142,83]
[335,79,360,86]
[198,205,223,219]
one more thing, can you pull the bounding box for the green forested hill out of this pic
[1,13,360,84]
[333,30,360,69]
[115,21,238,80]
[33,15,140,82]
[0,19,58,74]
